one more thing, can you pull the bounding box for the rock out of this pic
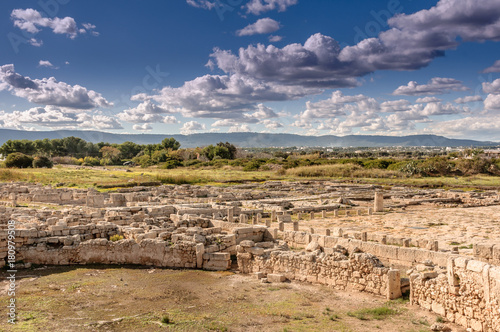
[305,241,320,252]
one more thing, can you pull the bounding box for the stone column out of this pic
[239,214,246,224]
[387,269,402,300]
[357,209,362,216]
[256,213,261,224]
[297,212,302,220]
[361,232,367,241]
[374,192,384,212]
[333,209,339,217]
[367,207,373,215]
[227,207,234,223]
[278,222,284,231]
[196,243,205,269]
[310,212,314,220]
[309,227,315,234]
[325,229,331,236]
[271,210,277,222]
[9,193,17,207]
[265,218,271,227]
[322,210,326,218]
[252,215,257,225]
[293,221,299,231]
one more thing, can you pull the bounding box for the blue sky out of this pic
[0,0,500,140]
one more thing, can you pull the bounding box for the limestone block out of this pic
[467,260,487,273]
[267,274,286,283]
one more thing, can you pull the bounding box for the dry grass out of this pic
[286,164,402,179]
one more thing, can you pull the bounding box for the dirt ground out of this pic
[0,266,466,332]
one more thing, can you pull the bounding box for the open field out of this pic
[0,266,450,332]
[1,165,499,191]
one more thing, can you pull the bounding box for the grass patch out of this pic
[347,306,398,320]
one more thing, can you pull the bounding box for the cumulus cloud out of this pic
[0,64,112,109]
[228,124,251,132]
[298,91,374,120]
[380,99,411,112]
[245,0,298,15]
[38,60,56,68]
[0,106,122,130]
[210,0,500,89]
[484,94,500,110]
[180,121,206,134]
[116,100,170,123]
[11,8,98,39]
[482,79,500,94]
[210,33,360,88]
[427,113,500,140]
[482,60,500,73]
[269,35,283,42]
[133,123,152,131]
[392,77,469,96]
[134,73,318,120]
[163,115,179,124]
[237,18,280,36]
[185,0,216,9]
[415,96,442,103]
[454,95,483,104]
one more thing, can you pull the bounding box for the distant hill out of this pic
[0,128,496,148]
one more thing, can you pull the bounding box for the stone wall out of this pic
[236,241,398,298]
[410,256,500,332]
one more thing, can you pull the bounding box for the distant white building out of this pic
[482,149,500,158]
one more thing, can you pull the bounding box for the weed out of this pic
[160,315,173,325]
[347,306,397,320]
[109,234,124,242]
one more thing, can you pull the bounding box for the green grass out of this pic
[346,306,398,320]
[1,163,499,191]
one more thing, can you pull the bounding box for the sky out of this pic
[0,0,500,140]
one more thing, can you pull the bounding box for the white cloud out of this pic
[11,8,98,40]
[186,0,216,9]
[228,124,251,132]
[380,99,411,112]
[180,121,206,134]
[237,18,280,36]
[163,115,179,124]
[393,77,469,96]
[0,106,122,130]
[260,119,283,129]
[484,94,500,110]
[483,60,500,73]
[0,64,112,109]
[427,113,500,140]
[482,79,500,94]
[454,95,483,104]
[133,123,152,131]
[269,35,283,42]
[38,60,57,69]
[135,73,318,120]
[415,96,442,103]
[211,0,500,90]
[116,100,169,123]
[245,0,298,15]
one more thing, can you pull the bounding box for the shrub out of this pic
[132,155,155,168]
[82,156,100,166]
[183,159,202,167]
[109,234,124,242]
[243,160,264,171]
[32,156,53,168]
[162,160,182,169]
[5,153,34,168]
[52,156,81,165]
[363,159,395,169]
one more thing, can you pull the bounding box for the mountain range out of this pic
[0,129,497,148]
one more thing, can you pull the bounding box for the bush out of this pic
[132,155,155,168]
[363,159,395,169]
[183,159,202,167]
[32,156,53,168]
[243,160,264,171]
[82,156,100,166]
[52,156,81,165]
[162,160,182,169]
[109,234,124,242]
[5,153,34,168]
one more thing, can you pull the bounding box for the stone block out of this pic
[267,274,286,283]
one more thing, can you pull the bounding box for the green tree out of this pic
[161,138,181,151]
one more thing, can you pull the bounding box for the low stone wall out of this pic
[410,256,500,332]
[283,230,450,267]
[237,241,399,298]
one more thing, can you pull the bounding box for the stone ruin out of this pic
[0,181,499,331]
